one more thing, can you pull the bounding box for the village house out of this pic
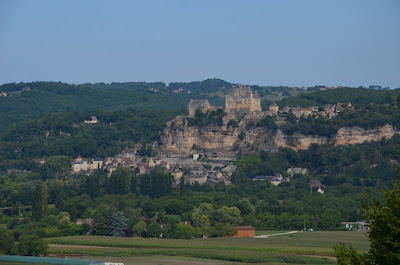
[76,218,94,228]
[0,91,7,97]
[269,102,279,114]
[187,99,212,117]
[120,148,137,160]
[310,179,325,194]
[84,116,99,124]
[72,156,103,175]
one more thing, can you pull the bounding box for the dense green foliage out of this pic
[187,109,227,127]
[334,243,368,265]
[335,179,400,265]
[31,183,48,221]
[234,136,400,187]
[363,178,400,264]
[16,234,48,256]
[0,108,175,171]
[0,228,15,254]
[0,80,227,134]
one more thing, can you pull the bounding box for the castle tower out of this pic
[188,99,211,117]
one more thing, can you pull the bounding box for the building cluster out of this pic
[187,84,351,125]
[274,102,353,119]
[71,145,235,186]
[251,167,325,193]
[172,163,234,186]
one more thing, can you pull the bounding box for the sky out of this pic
[0,0,399,88]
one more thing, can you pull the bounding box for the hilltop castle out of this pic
[187,84,261,118]
[225,85,261,117]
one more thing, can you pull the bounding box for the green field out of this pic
[43,231,369,264]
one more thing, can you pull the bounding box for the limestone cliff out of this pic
[161,116,240,153]
[161,117,397,155]
[334,124,395,146]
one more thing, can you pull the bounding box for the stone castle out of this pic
[225,85,261,117]
[187,84,261,118]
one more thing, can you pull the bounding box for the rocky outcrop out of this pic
[274,130,327,151]
[334,124,395,146]
[161,117,240,153]
[161,118,398,155]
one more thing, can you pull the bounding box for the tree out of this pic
[110,211,128,237]
[0,228,15,254]
[180,176,185,196]
[191,203,213,227]
[32,182,48,221]
[91,216,110,236]
[147,222,162,238]
[133,220,147,237]
[211,206,242,225]
[109,167,131,194]
[363,178,400,264]
[17,235,48,256]
[139,167,173,198]
[39,156,72,180]
[200,215,211,238]
[334,178,400,264]
[174,223,195,239]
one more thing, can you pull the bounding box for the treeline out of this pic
[0,108,176,172]
[277,87,400,108]
[168,78,232,94]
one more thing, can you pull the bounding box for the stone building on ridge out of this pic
[225,85,261,118]
[188,99,212,117]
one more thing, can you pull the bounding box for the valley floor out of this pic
[42,231,369,264]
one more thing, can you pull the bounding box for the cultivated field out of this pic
[43,231,369,264]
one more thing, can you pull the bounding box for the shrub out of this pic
[173,223,195,239]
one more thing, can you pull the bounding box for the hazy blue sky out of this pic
[1,0,399,87]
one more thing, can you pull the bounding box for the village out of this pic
[70,85,347,191]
